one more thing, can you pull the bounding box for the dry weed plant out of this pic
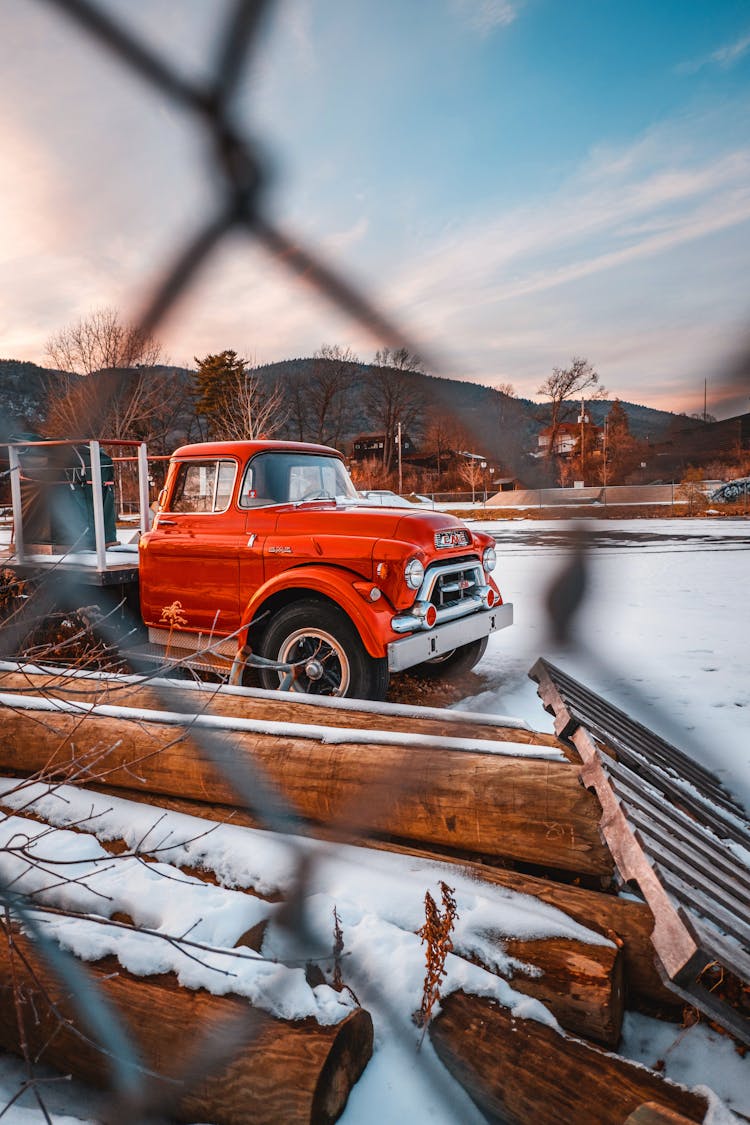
[332,905,345,991]
[159,600,188,660]
[414,881,458,1040]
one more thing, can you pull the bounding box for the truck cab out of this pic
[139,440,513,700]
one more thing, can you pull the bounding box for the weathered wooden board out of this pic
[530,657,750,1046]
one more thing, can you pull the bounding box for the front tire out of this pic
[259,599,389,701]
[417,636,488,679]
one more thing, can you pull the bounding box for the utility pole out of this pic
[704,378,707,424]
[397,421,403,494]
[603,415,609,488]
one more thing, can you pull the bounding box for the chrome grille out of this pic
[430,563,482,609]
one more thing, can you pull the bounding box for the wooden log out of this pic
[49,783,671,1010]
[0,694,612,875]
[0,667,567,751]
[500,933,623,1046]
[0,798,624,1048]
[0,927,372,1125]
[430,991,708,1125]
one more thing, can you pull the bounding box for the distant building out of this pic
[350,432,414,460]
[537,419,602,456]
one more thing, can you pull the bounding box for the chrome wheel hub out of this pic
[277,627,351,696]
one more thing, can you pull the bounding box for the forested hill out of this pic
[0,359,63,437]
[255,357,677,445]
[0,354,677,469]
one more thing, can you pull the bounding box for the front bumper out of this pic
[386,602,513,673]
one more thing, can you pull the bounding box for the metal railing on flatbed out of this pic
[5,437,151,580]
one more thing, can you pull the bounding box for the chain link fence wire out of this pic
[1,0,747,1121]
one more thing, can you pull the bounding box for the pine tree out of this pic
[605,399,643,484]
[194,350,247,437]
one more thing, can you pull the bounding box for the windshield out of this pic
[239,452,359,507]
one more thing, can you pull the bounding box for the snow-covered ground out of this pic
[1,516,748,1122]
[462,517,750,811]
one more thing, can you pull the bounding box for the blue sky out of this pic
[1,0,749,416]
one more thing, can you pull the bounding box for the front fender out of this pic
[240,564,399,659]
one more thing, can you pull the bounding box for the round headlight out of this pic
[483,546,497,573]
[404,557,425,590]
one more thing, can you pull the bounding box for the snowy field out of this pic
[462,517,750,812]
[1,516,748,1123]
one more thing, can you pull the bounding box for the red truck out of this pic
[6,437,513,700]
[139,439,512,699]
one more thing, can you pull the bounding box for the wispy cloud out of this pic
[677,30,750,74]
[321,216,370,254]
[451,0,520,37]
[383,108,750,407]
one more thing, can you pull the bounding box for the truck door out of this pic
[237,454,276,604]
[140,457,243,634]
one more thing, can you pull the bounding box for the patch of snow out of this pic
[621,1013,749,1119]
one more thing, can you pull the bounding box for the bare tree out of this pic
[308,345,359,447]
[194,351,287,440]
[44,367,187,449]
[457,457,484,504]
[372,346,423,375]
[46,307,161,375]
[365,349,425,472]
[43,307,179,447]
[424,409,468,484]
[215,369,288,441]
[537,357,605,473]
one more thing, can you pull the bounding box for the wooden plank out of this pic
[531,658,750,1046]
[430,991,708,1125]
[652,864,750,953]
[627,813,750,925]
[0,926,373,1125]
[607,769,750,900]
[0,696,613,876]
[530,659,746,822]
[686,916,750,996]
[572,732,702,981]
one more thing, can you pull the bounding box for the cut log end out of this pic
[502,934,625,1047]
[313,1007,374,1125]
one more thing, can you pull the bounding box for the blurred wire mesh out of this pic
[0,0,745,1121]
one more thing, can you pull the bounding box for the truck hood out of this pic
[273,503,471,549]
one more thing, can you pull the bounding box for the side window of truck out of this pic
[170,460,236,513]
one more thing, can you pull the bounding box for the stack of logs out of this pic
[0,669,714,1124]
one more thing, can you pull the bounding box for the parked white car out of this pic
[356,489,420,508]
